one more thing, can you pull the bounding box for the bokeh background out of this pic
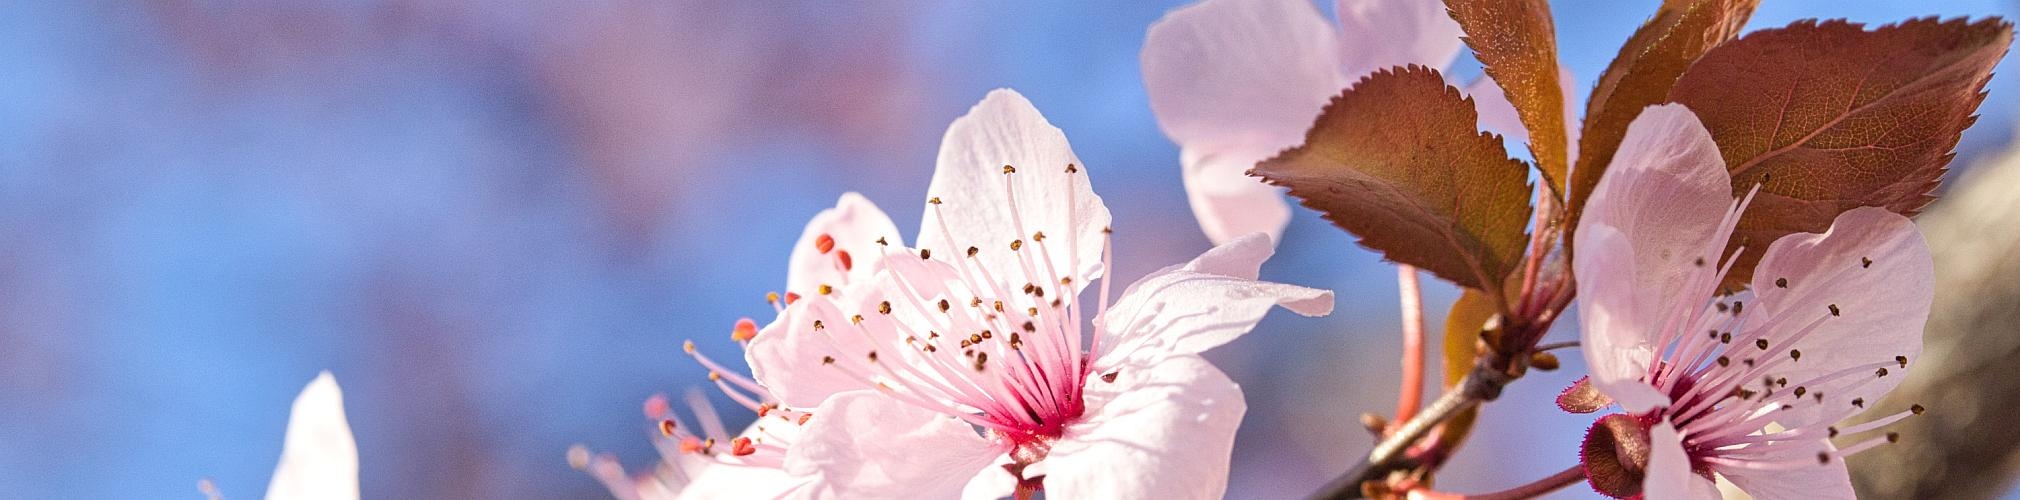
[3,1,2015,498]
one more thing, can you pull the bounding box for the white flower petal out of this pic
[783,391,1005,499]
[1574,225,1671,412]
[786,192,904,297]
[959,455,1018,500]
[1092,233,1332,371]
[919,89,1109,296]
[1744,207,1932,430]
[1573,104,1732,405]
[748,293,879,408]
[1643,422,1720,500]
[265,372,359,500]
[1033,355,1244,500]
[1715,440,1855,500]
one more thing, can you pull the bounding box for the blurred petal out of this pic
[1181,148,1292,245]
[1744,207,1932,430]
[786,192,904,296]
[784,391,1005,499]
[1335,0,1465,76]
[920,89,1110,294]
[1643,422,1719,499]
[1143,0,1344,244]
[1033,356,1244,500]
[265,372,358,500]
[1143,0,1344,154]
[960,455,1018,500]
[1093,233,1332,371]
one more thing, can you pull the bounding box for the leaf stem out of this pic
[1395,265,1427,423]
[1404,465,1586,500]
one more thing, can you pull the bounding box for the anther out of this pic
[1829,426,1840,438]
[818,284,833,295]
[876,237,889,246]
[1852,398,1866,408]
[1776,277,1788,288]
[1101,371,1119,383]
[731,437,756,456]
[837,251,853,271]
[708,371,721,381]
[1066,163,1079,173]
[1695,257,1706,267]
[1033,231,1046,242]
[1777,377,1788,387]
[1795,386,1808,398]
[732,318,759,341]
[919,248,932,260]
[879,301,892,314]
[821,355,835,364]
[1887,432,1901,443]
[1911,404,1926,415]
[798,414,813,425]
[659,419,678,437]
[1002,164,1016,174]
[967,246,980,257]
[1061,277,1073,285]
[1862,257,1873,268]
[1716,302,1730,313]
[1021,321,1037,332]
[1720,332,1732,343]
[1876,367,1889,377]
[683,340,696,353]
[1829,304,1841,316]
[867,351,879,362]
[767,292,780,304]
[938,299,951,312]
[1818,452,1831,464]
[1790,349,1802,361]
[784,292,801,304]
[929,197,942,205]
[1010,239,1023,251]
[850,314,863,325]
[813,320,825,330]
[973,352,989,371]
[1733,301,1745,315]
[815,234,835,254]
[1896,355,1909,368]
[1756,339,1770,350]
[1717,356,1731,367]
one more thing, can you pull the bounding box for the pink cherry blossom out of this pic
[744,89,1333,499]
[264,372,359,500]
[572,193,904,500]
[1143,0,1572,245]
[1572,104,1933,499]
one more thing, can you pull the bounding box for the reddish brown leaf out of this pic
[1568,0,1759,233]
[1254,66,1532,299]
[1670,17,2012,285]
[1446,0,1571,198]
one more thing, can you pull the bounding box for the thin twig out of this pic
[1394,265,1426,423]
[1405,465,1585,500]
[1310,362,1514,500]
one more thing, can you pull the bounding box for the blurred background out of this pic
[2,1,2016,498]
